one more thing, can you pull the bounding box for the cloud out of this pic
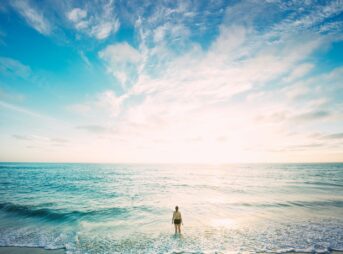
[10,0,51,35]
[76,125,111,133]
[12,134,69,146]
[67,8,87,23]
[99,43,141,87]
[269,143,327,152]
[285,63,314,83]
[153,22,190,45]
[99,42,141,65]
[129,25,322,108]
[76,1,343,162]
[96,90,126,116]
[51,138,69,144]
[92,21,118,40]
[67,8,88,29]
[61,1,343,162]
[322,133,343,140]
[283,84,310,100]
[292,110,331,122]
[255,111,287,124]
[0,57,31,78]
[78,51,91,67]
[68,90,126,117]
[0,87,25,102]
[0,100,42,118]
[12,134,31,140]
[66,0,119,40]
[67,103,92,115]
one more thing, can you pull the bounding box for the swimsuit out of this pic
[174,219,181,225]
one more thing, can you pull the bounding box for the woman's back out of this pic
[173,211,181,220]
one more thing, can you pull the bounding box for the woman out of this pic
[172,206,183,234]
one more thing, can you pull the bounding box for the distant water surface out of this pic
[0,163,342,253]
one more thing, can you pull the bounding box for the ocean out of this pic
[0,163,342,253]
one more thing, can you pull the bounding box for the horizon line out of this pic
[1,161,342,165]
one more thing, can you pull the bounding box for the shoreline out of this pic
[0,247,342,254]
[0,247,65,254]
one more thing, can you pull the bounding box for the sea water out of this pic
[0,163,342,253]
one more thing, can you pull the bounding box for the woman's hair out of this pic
[175,206,179,211]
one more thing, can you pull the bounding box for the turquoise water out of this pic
[0,163,342,253]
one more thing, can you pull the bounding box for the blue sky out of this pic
[0,0,342,163]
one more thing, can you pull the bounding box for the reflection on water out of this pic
[0,163,342,253]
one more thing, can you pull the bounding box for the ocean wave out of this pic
[303,181,343,187]
[236,200,343,208]
[3,199,340,224]
[0,202,127,222]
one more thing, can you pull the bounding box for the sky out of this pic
[0,0,342,163]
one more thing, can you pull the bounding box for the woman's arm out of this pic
[172,212,175,224]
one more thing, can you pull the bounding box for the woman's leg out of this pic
[177,224,181,233]
[174,224,177,234]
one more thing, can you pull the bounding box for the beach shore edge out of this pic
[0,247,65,254]
[0,247,343,254]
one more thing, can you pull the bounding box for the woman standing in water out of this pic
[172,206,183,234]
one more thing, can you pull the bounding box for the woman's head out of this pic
[175,206,179,211]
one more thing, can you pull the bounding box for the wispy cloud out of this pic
[76,125,111,134]
[284,63,314,83]
[292,110,331,122]
[67,103,92,115]
[67,8,87,29]
[12,134,31,140]
[0,100,59,124]
[79,51,91,67]
[10,0,51,35]
[322,133,343,140]
[0,57,31,78]
[0,100,42,118]
[86,0,343,162]
[66,0,119,40]
[12,134,69,146]
[99,43,141,87]
[68,90,126,118]
[0,87,25,102]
